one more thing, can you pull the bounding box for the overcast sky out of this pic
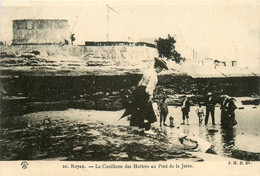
[1,1,259,66]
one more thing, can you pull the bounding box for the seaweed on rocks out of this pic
[0,114,199,161]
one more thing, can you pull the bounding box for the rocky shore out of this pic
[0,109,201,161]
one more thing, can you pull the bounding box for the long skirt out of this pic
[129,86,157,130]
[221,111,237,128]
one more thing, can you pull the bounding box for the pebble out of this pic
[73,146,83,151]
[87,130,101,136]
[119,153,128,158]
[50,135,67,139]
[112,131,126,136]
[44,157,68,161]
[135,156,145,161]
[90,139,108,146]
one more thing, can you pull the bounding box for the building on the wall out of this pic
[85,41,156,48]
[193,58,237,68]
[12,19,70,45]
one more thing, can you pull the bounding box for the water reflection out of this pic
[221,127,237,157]
[176,124,239,158]
[206,131,217,148]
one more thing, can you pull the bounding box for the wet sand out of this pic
[1,105,259,161]
[0,109,200,161]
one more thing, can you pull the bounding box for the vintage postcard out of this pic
[0,0,259,175]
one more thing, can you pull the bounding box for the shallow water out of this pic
[167,105,260,160]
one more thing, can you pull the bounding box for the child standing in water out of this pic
[196,103,205,125]
[159,96,169,127]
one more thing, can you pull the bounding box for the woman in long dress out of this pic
[221,96,237,129]
[121,57,168,133]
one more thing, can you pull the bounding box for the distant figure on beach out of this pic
[204,92,216,126]
[196,103,205,125]
[221,96,238,128]
[159,96,169,127]
[181,96,191,125]
[120,57,168,134]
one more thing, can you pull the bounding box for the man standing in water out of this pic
[121,57,168,134]
[181,96,191,125]
[204,92,216,126]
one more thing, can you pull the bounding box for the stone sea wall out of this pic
[1,75,259,116]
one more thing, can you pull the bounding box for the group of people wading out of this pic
[120,57,238,134]
[181,93,237,129]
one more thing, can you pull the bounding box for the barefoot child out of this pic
[196,103,205,125]
[159,96,169,127]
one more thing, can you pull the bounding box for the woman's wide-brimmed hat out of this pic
[154,57,169,70]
